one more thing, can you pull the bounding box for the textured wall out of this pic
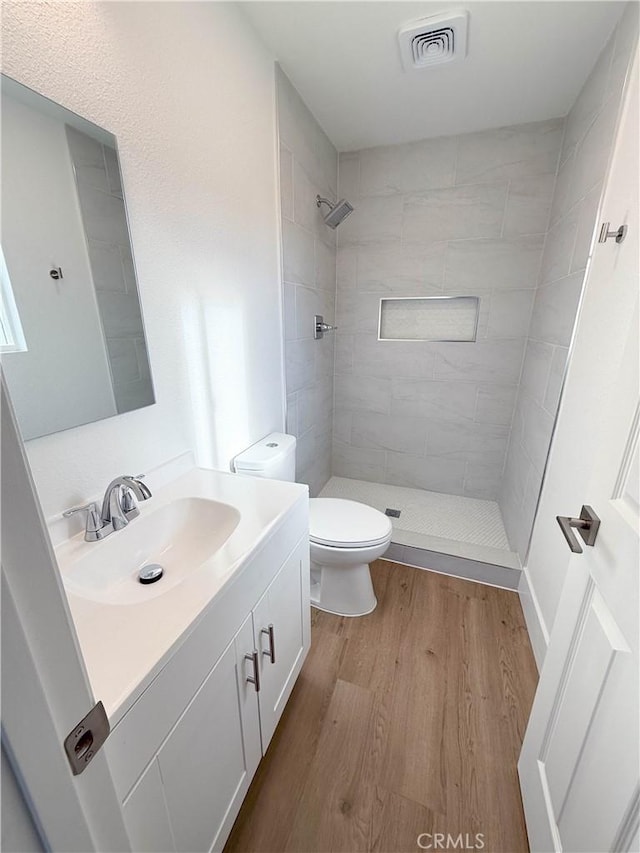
[2,1,284,529]
[277,67,338,496]
[499,7,639,560]
[333,119,563,501]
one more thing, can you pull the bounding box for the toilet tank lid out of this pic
[234,433,296,471]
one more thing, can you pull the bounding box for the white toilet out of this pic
[234,433,392,617]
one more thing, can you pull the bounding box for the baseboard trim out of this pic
[381,541,521,591]
[518,566,549,670]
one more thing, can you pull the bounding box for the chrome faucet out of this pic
[64,475,152,542]
[101,475,151,530]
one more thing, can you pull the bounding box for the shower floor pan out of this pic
[319,477,521,588]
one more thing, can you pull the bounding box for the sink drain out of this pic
[138,564,164,585]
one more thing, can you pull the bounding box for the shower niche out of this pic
[378,296,479,342]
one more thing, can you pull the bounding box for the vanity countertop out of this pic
[55,467,308,724]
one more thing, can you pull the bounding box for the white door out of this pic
[1,374,131,851]
[518,53,639,852]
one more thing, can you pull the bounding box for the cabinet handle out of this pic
[261,624,276,664]
[244,651,260,692]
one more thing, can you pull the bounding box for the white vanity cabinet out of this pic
[252,537,307,748]
[107,506,310,853]
[122,618,261,853]
[156,617,261,853]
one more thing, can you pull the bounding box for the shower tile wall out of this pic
[499,6,639,557]
[66,126,154,414]
[333,119,563,500]
[276,67,338,496]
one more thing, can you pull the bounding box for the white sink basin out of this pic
[63,497,241,605]
[55,466,308,722]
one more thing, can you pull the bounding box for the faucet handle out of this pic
[63,502,103,540]
[120,487,140,517]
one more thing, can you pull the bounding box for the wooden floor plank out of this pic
[486,586,539,763]
[457,590,519,847]
[225,561,538,853]
[370,788,436,853]
[284,679,377,853]
[224,631,347,852]
[337,561,415,693]
[378,570,462,814]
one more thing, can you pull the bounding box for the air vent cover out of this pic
[399,11,469,71]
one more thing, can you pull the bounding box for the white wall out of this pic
[2,1,284,530]
[1,96,117,439]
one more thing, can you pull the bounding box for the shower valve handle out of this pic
[314,315,338,340]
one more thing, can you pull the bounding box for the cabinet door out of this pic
[253,538,310,748]
[157,616,261,853]
[122,759,175,852]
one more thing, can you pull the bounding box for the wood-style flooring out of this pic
[225,561,538,853]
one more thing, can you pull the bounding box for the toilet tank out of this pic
[233,433,296,482]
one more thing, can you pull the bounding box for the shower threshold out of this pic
[319,477,521,588]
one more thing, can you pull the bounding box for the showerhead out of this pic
[316,195,354,229]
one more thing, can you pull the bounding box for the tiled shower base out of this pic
[319,477,521,589]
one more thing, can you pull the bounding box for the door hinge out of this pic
[63,701,110,776]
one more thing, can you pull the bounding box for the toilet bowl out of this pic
[233,433,392,618]
[309,498,392,617]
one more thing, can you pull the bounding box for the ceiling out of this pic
[242,1,625,151]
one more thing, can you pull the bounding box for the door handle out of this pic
[556,505,600,554]
[244,651,260,692]
[598,222,627,244]
[261,624,276,664]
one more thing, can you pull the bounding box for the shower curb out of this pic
[381,541,521,591]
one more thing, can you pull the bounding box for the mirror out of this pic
[0,75,155,440]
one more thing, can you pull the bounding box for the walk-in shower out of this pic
[274,5,636,582]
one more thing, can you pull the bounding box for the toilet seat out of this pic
[309,498,392,549]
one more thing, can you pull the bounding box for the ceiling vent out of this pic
[398,11,469,72]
